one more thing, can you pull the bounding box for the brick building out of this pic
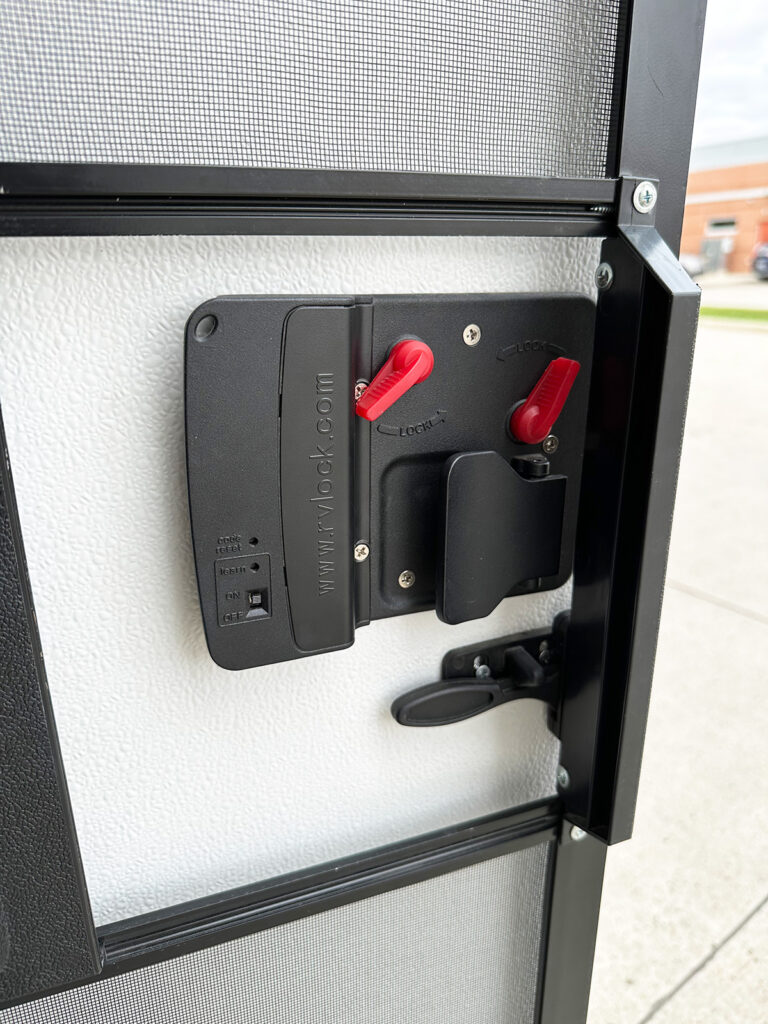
[681,136,768,273]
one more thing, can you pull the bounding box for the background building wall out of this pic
[682,156,768,271]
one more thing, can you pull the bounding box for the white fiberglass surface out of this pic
[0,234,598,923]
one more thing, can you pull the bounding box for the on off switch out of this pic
[509,357,580,445]
[355,339,434,421]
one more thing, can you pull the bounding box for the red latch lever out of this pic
[509,357,580,444]
[356,339,434,421]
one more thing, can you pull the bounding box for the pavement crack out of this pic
[635,891,768,1023]
[667,579,768,626]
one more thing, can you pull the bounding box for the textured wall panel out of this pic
[0,234,599,925]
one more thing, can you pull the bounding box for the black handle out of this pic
[393,644,555,727]
[391,679,510,727]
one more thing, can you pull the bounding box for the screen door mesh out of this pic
[1,841,552,1024]
[1,1,623,177]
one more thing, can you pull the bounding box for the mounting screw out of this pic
[556,765,570,789]
[595,262,614,291]
[473,656,492,679]
[354,380,369,401]
[463,324,481,347]
[570,825,587,842]
[398,569,416,589]
[538,640,552,665]
[354,542,370,562]
[632,180,658,214]
[542,435,559,455]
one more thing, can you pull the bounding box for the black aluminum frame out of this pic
[0,169,615,238]
[0,165,617,201]
[0,799,562,1011]
[561,221,701,844]
[0,0,707,1017]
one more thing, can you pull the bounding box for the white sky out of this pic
[692,0,768,148]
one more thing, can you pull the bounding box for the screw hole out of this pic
[249,537,259,547]
[194,314,217,341]
[250,562,260,572]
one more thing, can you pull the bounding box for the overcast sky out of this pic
[692,0,768,148]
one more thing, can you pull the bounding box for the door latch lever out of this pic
[391,615,567,728]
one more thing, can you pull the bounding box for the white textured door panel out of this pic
[0,235,598,924]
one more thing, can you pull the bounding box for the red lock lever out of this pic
[356,339,435,421]
[509,357,581,445]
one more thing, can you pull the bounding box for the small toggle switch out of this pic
[355,339,434,421]
[509,357,580,445]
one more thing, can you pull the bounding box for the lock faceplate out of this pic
[185,294,594,669]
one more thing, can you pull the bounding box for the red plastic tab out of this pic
[355,339,435,421]
[509,357,580,444]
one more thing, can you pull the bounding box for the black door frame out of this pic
[0,0,707,1015]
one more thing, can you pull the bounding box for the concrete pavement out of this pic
[697,271,768,311]
[586,319,768,1023]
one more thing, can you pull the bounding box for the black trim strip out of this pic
[99,798,559,974]
[0,164,617,203]
[0,167,617,237]
[0,197,612,238]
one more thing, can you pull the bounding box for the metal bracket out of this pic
[617,175,659,228]
[391,612,569,728]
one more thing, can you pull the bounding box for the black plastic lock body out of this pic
[438,451,566,624]
[185,294,593,670]
[280,306,357,652]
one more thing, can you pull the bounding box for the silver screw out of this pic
[595,262,614,291]
[354,542,370,562]
[354,380,369,401]
[473,656,492,679]
[556,765,570,789]
[463,323,481,347]
[570,825,587,842]
[398,569,416,589]
[633,180,658,214]
[542,435,559,455]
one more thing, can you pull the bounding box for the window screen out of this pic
[1,0,623,177]
[1,841,552,1024]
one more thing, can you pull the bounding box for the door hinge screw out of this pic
[398,570,416,588]
[632,180,658,214]
[354,542,370,562]
[595,262,614,290]
[556,765,570,789]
